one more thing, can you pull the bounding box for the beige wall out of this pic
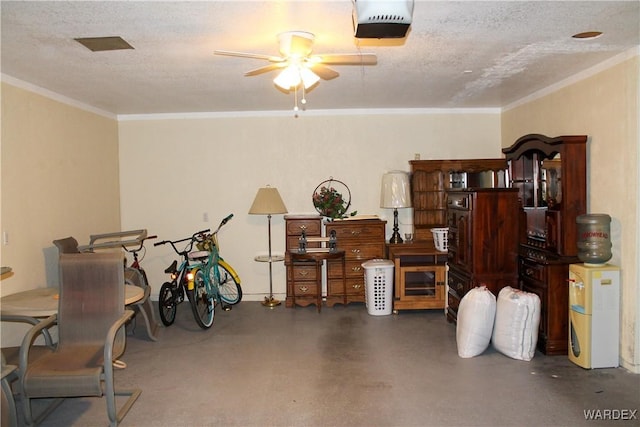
[2,50,638,371]
[1,83,121,345]
[501,53,640,372]
[117,111,502,314]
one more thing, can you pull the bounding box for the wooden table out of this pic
[288,249,345,312]
[386,240,448,312]
[0,285,144,317]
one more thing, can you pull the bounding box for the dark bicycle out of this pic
[154,229,213,328]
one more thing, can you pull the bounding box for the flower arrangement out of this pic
[313,185,357,219]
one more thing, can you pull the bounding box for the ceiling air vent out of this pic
[74,36,134,52]
[353,0,414,39]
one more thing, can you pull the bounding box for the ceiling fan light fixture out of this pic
[299,67,320,89]
[274,65,320,90]
[274,65,301,90]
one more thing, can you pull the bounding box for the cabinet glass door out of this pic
[400,266,445,301]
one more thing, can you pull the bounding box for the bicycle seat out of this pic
[188,251,209,261]
[164,260,178,274]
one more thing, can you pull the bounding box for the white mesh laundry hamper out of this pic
[362,259,394,316]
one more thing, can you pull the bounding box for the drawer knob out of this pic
[299,286,309,293]
[299,225,307,231]
[299,271,308,277]
[351,230,361,236]
[352,283,362,290]
[351,249,361,254]
[351,266,362,272]
[525,268,534,276]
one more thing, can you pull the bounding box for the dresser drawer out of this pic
[325,223,385,242]
[344,243,386,261]
[329,277,365,296]
[290,264,318,281]
[447,267,469,298]
[327,259,363,278]
[519,258,547,283]
[292,282,319,297]
[286,219,321,237]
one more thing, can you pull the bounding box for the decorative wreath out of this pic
[312,178,357,220]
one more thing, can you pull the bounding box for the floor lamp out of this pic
[249,185,288,307]
[380,171,412,244]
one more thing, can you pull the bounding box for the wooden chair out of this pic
[19,253,141,426]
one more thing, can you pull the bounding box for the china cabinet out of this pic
[503,134,587,355]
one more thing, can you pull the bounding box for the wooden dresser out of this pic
[284,215,323,308]
[325,219,387,305]
[446,188,520,322]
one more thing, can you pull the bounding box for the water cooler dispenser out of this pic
[568,263,620,369]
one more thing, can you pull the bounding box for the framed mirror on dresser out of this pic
[503,134,587,355]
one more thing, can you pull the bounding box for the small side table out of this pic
[287,250,345,312]
[254,254,285,307]
[386,241,448,312]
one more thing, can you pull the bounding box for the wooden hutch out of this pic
[503,134,587,355]
[409,159,508,240]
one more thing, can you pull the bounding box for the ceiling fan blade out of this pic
[289,34,314,56]
[214,50,285,63]
[309,64,340,80]
[244,63,286,76]
[311,53,377,65]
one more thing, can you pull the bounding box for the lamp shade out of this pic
[249,186,288,215]
[380,171,412,208]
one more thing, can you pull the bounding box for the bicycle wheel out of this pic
[158,282,177,326]
[189,268,214,329]
[212,262,242,305]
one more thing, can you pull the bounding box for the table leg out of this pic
[288,262,296,308]
[342,255,347,306]
[316,260,322,313]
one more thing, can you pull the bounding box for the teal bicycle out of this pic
[188,214,242,328]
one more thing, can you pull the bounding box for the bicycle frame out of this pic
[197,214,241,300]
[154,229,210,327]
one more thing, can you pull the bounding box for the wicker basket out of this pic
[430,228,449,252]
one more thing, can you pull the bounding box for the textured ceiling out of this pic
[1,1,639,116]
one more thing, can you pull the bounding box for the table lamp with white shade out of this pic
[249,185,288,307]
[380,171,412,244]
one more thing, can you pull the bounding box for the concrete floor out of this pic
[24,301,640,426]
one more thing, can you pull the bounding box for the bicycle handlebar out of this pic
[122,233,157,254]
[221,213,234,226]
[154,229,210,255]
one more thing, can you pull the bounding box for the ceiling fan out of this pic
[214,31,377,110]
